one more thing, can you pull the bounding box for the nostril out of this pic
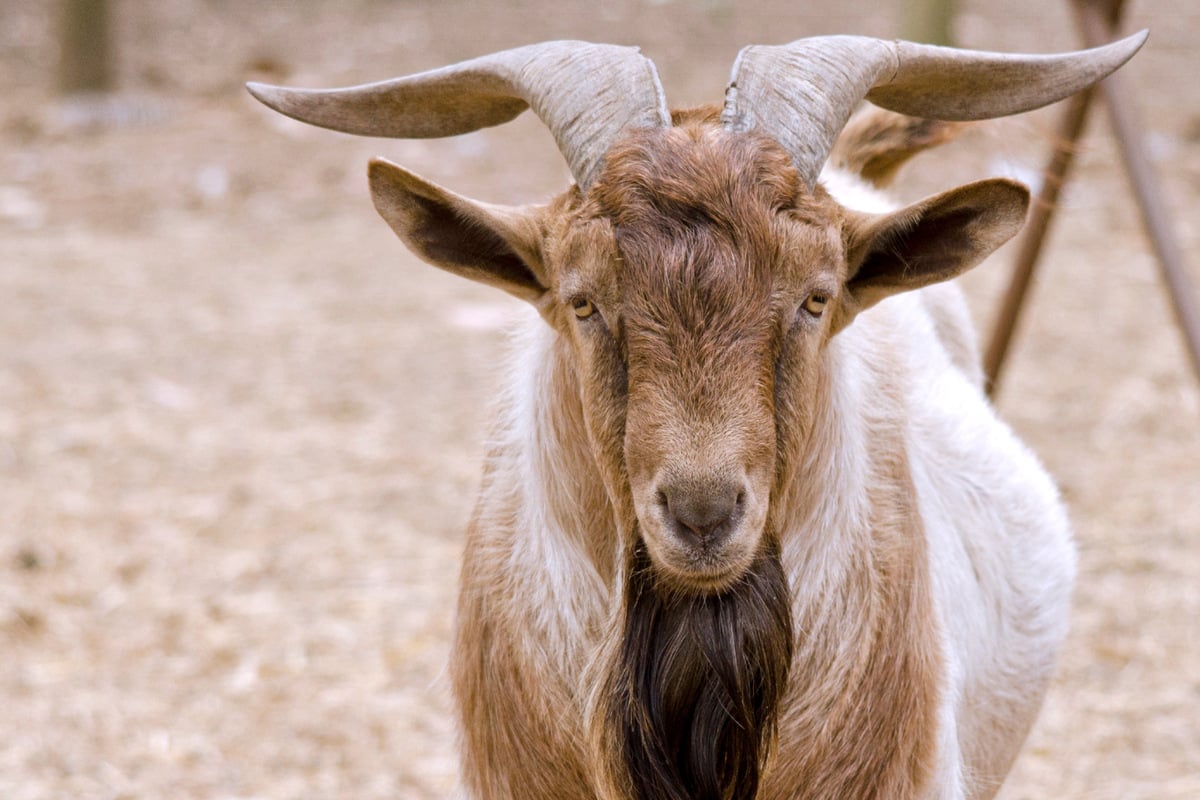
[658,480,746,548]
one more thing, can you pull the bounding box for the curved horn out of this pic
[247,41,670,189]
[722,30,1148,188]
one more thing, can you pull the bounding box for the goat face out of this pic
[367,118,1028,593]
[578,123,840,592]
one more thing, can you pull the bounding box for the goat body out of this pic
[448,114,1072,800]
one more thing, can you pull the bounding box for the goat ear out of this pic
[840,178,1029,319]
[368,158,548,303]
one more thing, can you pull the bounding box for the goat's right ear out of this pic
[368,158,549,304]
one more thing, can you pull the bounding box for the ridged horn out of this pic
[722,30,1148,188]
[247,41,670,190]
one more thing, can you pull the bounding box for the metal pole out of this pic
[1072,0,1200,384]
[59,0,113,94]
[986,0,1200,393]
[984,89,1095,393]
[901,0,958,46]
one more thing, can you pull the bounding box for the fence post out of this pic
[59,0,113,94]
[901,0,958,45]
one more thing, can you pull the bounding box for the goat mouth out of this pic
[637,523,762,595]
[649,552,749,595]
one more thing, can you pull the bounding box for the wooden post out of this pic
[985,0,1200,393]
[1073,0,1200,384]
[983,89,1096,391]
[901,0,958,46]
[59,0,113,94]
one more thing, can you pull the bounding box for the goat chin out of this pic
[598,536,793,800]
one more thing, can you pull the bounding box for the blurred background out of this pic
[2,1,1197,798]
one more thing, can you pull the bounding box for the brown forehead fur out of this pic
[582,112,845,394]
[590,108,843,251]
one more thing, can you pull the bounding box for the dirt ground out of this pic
[2,1,1197,798]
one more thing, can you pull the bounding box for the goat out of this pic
[248,32,1146,800]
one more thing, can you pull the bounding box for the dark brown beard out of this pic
[605,538,793,800]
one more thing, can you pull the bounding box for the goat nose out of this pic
[659,480,745,548]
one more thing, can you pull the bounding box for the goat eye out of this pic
[802,292,829,317]
[572,297,597,319]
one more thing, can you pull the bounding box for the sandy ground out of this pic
[2,1,1198,798]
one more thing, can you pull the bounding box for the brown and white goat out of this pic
[250,32,1146,800]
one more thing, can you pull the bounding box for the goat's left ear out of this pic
[368,158,549,304]
[840,178,1029,321]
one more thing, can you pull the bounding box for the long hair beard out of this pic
[600,537,793,800]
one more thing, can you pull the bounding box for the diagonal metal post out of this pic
[984,0,1200,395]
[982,87,1096,391]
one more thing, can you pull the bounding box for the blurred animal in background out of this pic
[249,31,1144,800]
